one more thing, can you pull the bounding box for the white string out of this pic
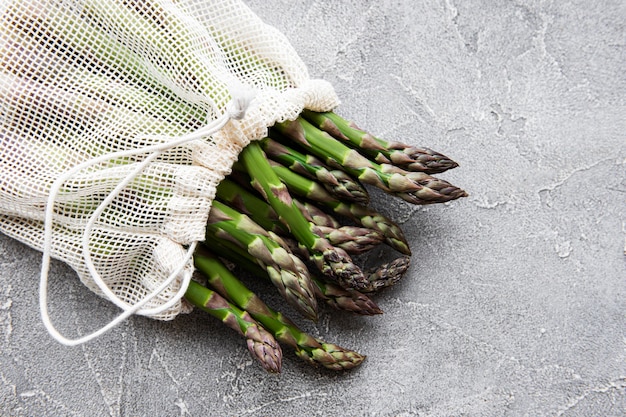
[39,91,254,346]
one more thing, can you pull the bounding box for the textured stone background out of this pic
[1,1,625,416]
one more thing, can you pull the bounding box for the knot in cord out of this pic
[225,87,256,121]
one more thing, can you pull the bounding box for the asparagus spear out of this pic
[184,280,282,373]
[293,199,342,229]
[260,136,369,204]
[207,200,318,321]
[217,177,383,254]
[258,157,411,255]
[219,171,341,231]
[334,202,411,255]
[281,244,409,295]
[312,225,384,255]
[282,229,382,259]
[273,118,467,205]
[267,160,339,204]
[360,255,412,293]
[202,238,382,316]
[238,142,367,290]
[216,177,283,234]
[301,110,459,174]
[194,253,367,370]
[312,279,383,315]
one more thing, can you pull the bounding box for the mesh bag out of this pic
[0,0,339,342]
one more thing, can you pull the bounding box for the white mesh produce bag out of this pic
[0,0,339,344]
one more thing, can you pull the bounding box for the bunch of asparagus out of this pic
[185,111,467,373]
[2,1,466,373]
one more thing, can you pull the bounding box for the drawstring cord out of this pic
[39,91,254,346]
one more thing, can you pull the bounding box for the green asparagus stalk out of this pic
[217,176,383,254]
[283,228,383,258]
[301,110,459,174]
[238,141,367,290]
[220,173,331,230]
[207,200,318,321]
[260,137,369,204]
[312,279,383,315]
[333,202,410,255]
[194,253,367,370]
[218,173,338,236]
[313,225,384,255]
[184,280,282,373]
[280,231,410,293]
[293,199,341,229]
[256,156,411,255]
[273,118,467,205]
[216,177,283,234]
[217,173,333,238]
[267,160,338,204]
[202,237,382,316]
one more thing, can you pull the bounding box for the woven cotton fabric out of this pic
[0,0,339,320]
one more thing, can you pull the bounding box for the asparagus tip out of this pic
[361,255,411,293]
[296,340,366,371]
[315,280,384,315]
[245,324,283,373]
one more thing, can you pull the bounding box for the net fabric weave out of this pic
[0,0,339,321]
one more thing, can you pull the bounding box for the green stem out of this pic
[193,252,366,370]
[238,142,366,289]
[256,155,412,255]
[273,118,467,205]
[260,136,369,204]
[184,280,282,373]
[201,240,382,316]
[206,200,318,321]
[301,110,459,174]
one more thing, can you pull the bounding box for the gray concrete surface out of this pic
[1,0,625,416]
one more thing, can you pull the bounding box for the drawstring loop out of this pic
[39,92,254,346]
